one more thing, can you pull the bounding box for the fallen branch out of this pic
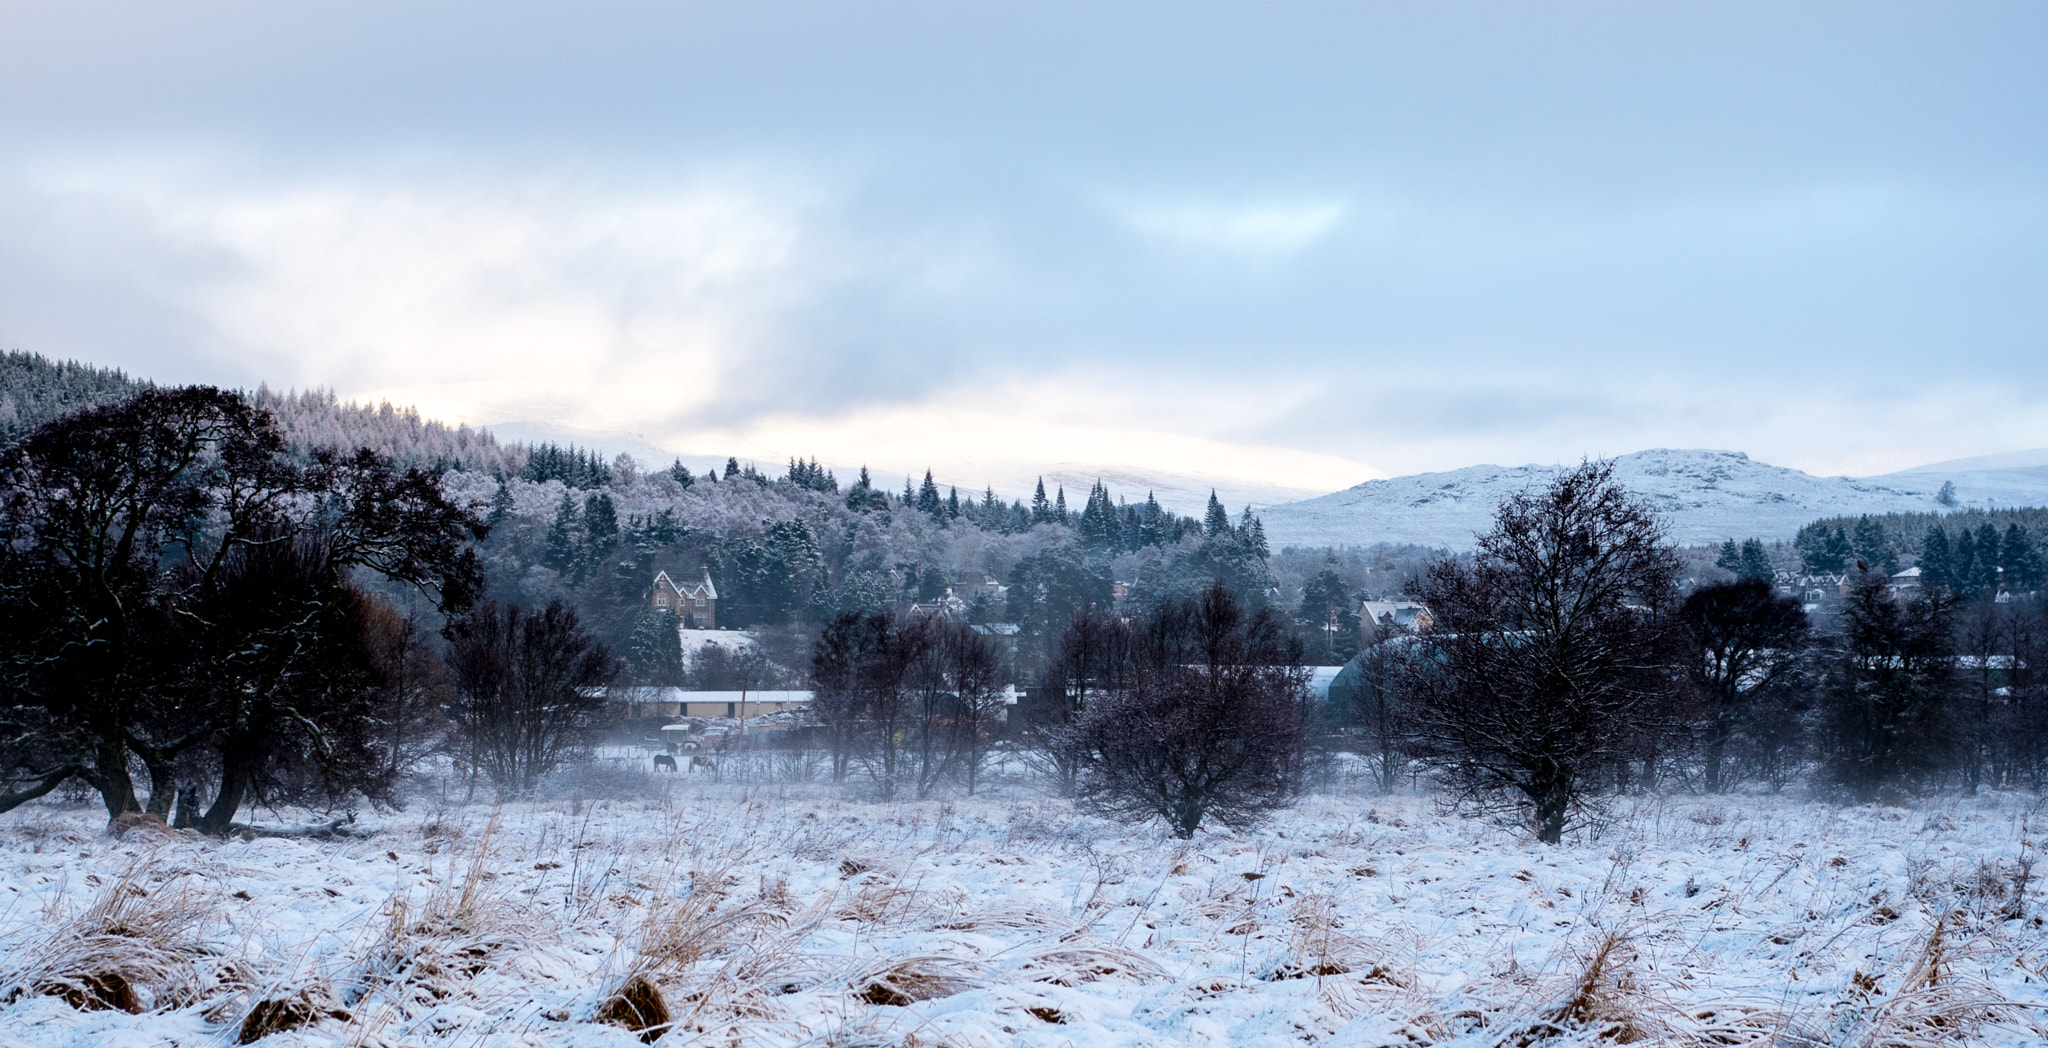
[226,812,361,840]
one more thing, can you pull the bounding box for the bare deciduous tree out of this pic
[1401,461,1683,843]
[447,600,617,797]
[1057,584,1309,838]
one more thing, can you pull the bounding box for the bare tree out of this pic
[1024,609,1137,796]
[1401,461,1683,843]
[447,600,617,797]
[1678,578,1809,793]
[1057,584,1309,838]
[810,612,884,784]
[1338,638,1410,794]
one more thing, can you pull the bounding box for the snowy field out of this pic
[0,768,2044,1047]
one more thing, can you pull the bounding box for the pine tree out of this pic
[724,457,741,479]
[543,493,581,572]
[1716,539,1742,575]
[917,470,943,517]
[1054,486,1069,525]
[1920,527,1955,589]
[666,459,695,488]
[1824,526,1854,573]
[1204,491,1231,539]
[2003,523,2046,591]
[1032,478,1052,524]
[626,608,686,685]
[1737,538,1772,581]
[1955,527,1978,591]
[583,492,620,557]
[1078,481,1116,549]
[946,486,961,519]
[1972,522,2004,595]
[1852,516,1897,575]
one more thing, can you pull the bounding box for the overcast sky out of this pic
[2,1,2044,499]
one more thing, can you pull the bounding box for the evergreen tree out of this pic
[1737,538,1772,581]
[583,493,620,566]
[2004,523,2046,591]
[1797,521,1853,573]
[626,608,686,685]
[666,459,695,488]
[917,470,943,517]
[844,466,887,512]
[1955,527,1978,592]
[722,456,739,479]
[1031,478,1053,524]
[981,486,1002,522]
[1239,507,1271,559]
[1297,567,1360,664]
[1204,491,1231,539]
[1141,492,1168,547]
[542,493,581,573]
[1077,481,1118,549]
[1851,516,1897,575]
[1824,526,1855,573]
[1920,527,1955,589]
[946,486,961,520]
[1972,522,2003,595]
[1054,485,1069,525]
[1716,539,1742,575]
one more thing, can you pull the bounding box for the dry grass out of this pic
[1,853,252,1016]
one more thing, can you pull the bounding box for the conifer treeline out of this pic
[0,351,150,444]
[1793,510,2048,595]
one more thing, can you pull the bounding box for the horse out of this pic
[653,754,678,772]
[688,755,716,774]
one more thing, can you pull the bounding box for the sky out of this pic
[1,1,2045,505]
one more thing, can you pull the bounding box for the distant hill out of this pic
[1257,448,1992,550]
[1866,448,2048,512]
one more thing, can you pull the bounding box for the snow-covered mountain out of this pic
[1256,448,2013,550]
[1867,447,2048,511]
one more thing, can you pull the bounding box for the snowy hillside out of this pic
[1870,447,2048,512]
[1259,449,1970,550]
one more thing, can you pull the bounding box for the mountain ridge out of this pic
[1258,448,2048,550]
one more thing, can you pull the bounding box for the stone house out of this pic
[651,568,719,629]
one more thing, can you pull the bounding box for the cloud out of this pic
[1108,196,1349,254]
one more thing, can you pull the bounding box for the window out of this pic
[656,595,668,607]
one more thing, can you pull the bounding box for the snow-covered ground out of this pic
[1,768,2043,1046]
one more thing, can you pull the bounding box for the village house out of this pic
[1359,599,1433,644]
[650,568,718,629]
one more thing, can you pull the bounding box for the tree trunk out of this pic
[201,758,252,836]
[141,750,179,817]
[93,736,140,821]
[1704,711,1730,794]
[1533,779,1570,844]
